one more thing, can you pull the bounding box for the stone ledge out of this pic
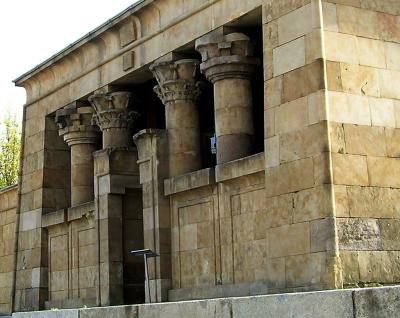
[42,209,67,228]
[67,201,95,222]
[215,152,265,182]
[12,286,400,318]
[164,168,215,196]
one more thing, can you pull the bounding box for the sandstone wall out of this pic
[263,0,339,292]
[0,185,18,315]
[323,0,400,287]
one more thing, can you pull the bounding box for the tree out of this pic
[0,112,21,188]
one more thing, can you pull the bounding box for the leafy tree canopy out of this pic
[0,112,21,188]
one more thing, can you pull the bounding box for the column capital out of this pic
[150,59,201,105]
[89,91,140,131]
[195,32,260,83]
[55,102,100,147]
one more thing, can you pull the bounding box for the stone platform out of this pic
[11,286,400,318]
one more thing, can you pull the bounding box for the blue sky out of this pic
[0,0,139,124]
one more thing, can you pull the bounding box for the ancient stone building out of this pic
[2,0,400,317]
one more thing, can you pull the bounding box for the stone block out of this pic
[354,286,400,318]
[324,31,358,64]
[138,298,231,318]
[264,76,282,109]
[285,252,327,287]
[310,218,336,252]
[268,222,310,258]
[340,64,380,97]
[265,193,294,229]
[12,309,79,318]
[344,125,386,157]
[265,136,279,168]
[379,219,400,250]
[278,4,312,45]
[266,158,315,197]
[232,289,354,317]
[379,69,400,100]
[308,90,327,124]
[80,306,138,318]
[275,96,308,134]
[358,251,400,283]
[347,186,400,218]
[328,91,371,125]
[293,185,333,222]
[369,97,395,128]
[332,153,369,186]
[337,5,400,43]
[340,251,360,286]
[385,128,400,158]
[273,37,306,76]
[215,153,264,182]
[337,218,381,250]
[164,168,215,196]
[367,156,400,188]
[329,122,345,154]
[282,59,325,103]
[279,122,329,163]
[357,37,386,69]
[386,42,400,72]
[322,2,339,32]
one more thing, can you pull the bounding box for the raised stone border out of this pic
[11,286,400,318]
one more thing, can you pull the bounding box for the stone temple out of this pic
[1,0,400,317]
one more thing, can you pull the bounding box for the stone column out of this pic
[150,58,202,177]
[195,31,260,164]
[89,91,139,149]
[56,102,100,207]
[89,90,142,306]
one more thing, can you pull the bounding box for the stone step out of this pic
[11,285,400,318]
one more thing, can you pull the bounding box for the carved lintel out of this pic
[88,91,140,131]
[195,32,260,83]
[150,59,201,105]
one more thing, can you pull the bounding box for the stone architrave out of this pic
[196,30,260,164]
[150,58,202,177]
[56,102,100,207]
[89,91,139,149]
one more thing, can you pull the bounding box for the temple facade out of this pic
[1,0,400,316]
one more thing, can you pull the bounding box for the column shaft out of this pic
[196,31,260,164]
[70,143,97,206]
[166,99,201,176]
[150,58,202,177]
[214,78,254,163]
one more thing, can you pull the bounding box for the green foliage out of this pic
[0,112,21,188]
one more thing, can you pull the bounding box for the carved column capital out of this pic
[195,32,260,83]
[150,59,201,105]
[89,91,139,131]
[55,102,100,146]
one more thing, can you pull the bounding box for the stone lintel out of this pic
[67,201,95,222]
[164,168,215,196]
[41,209,67,228]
